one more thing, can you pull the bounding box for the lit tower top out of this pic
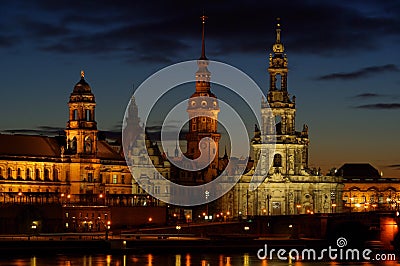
[186,15,221,180]
[194,15,213,95]
[200,14,207,60]
[267,18,289,96]
[272,18,284,54]
[66,70,98,156]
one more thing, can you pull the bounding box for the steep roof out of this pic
[0,134,62,158]
[336,163,380,178]
[97,140,124,161]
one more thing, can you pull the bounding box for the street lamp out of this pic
[105,220,111,240]
[176,225,181,239]
[296,204,302,214]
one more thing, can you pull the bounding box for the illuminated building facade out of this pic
[338,163,400,212]
[218,20,344,217]
[0,72,168,232]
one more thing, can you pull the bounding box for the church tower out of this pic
[219,19,342,217]
[186,15,221,181]
[65,71,98,156]
[257,19,309,176]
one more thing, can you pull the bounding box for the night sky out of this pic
[0,1,399,177]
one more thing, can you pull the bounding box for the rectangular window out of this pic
[121,175,125,184]
[88,173,93,182]
[112,174,118,184]
[155,186,160,194]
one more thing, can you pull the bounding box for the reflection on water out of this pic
[0,253,399,266]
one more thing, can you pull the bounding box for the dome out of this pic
[72,71,92,94]
[69,71,95,103]
[73,78,92,93]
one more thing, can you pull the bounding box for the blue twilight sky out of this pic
[0,1,399,177]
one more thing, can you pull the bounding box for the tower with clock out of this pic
[185,15,221,182]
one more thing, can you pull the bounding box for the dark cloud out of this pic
[1,125,64,136]
[388,164,400,171]
[353,93,382,98]
[0,35,19,47]
[3,1,400,63]
[19,18,71,38]
[317,64,399,81]
[355,103,400,109]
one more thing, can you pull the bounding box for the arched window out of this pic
[53,169,59,182]
[273,154,282,167]
[7,168,12,179]
[275,74,282,90]
[84,136,92,154]
[35,169,40,180]
[73,109,78,120]
[26,168,31,180]
[86,109,91,121]
[71,137,77,153]
[275,115,282,134]
[44,169,50,181]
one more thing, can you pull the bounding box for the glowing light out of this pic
[148,217,153,222]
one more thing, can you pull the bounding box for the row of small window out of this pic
[0,167,59,181]
[190,100,218,107]
[93,174,128,184]
[5,188,62,193]
[343,195,391,204]
[65,212,108,220]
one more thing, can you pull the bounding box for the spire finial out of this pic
[276,17,281,43]
[200,14,208,60]
[80,70,85,79]
[272,18,284,53]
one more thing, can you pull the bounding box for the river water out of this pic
[1,253,399,266]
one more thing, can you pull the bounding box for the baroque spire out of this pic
[272,18,284,54]
[200,15,208,60]
[195,14,211,93]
